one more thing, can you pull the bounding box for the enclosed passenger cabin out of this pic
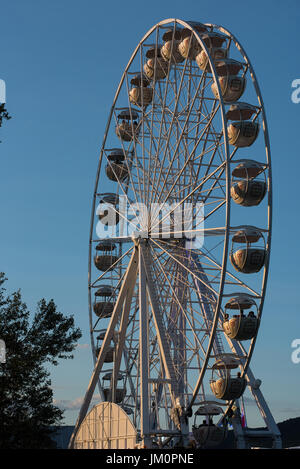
[102,373,126,404]
[97,193,119,226]
[210,355,246,401]
[103,388,126,404]
[230,228,266,274]
[95,344,115,363]
[196,47,228,72]
[227,102,258,121]
[160,28,184,64]
[192,403,226,448]
[105,149,128,182]
[178,22,207,60]
[201,31,228,49]
[93,285,115,318]
[96,332,117,362]
[129,74,153,107]
[195,32,228,71]
[230,160,267,207]
[115,108,139,142]
[223,294,259,341]
[94,240,119,272]
[211,59,246,103]
[143,45,169,80]
[226,102,259,147]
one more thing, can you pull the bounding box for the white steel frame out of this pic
[69,19,280,450]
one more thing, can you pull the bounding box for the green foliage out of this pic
[0,273,82,448]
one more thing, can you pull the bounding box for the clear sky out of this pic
[1,0,300,428]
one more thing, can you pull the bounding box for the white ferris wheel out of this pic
[69,18,281,450]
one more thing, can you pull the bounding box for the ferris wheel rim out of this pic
[84,18,273,447]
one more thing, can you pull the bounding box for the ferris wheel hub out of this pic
[131,230,148,241]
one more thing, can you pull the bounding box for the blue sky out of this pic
[1,0,300,427]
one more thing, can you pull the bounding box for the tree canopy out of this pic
[0,273,82,448]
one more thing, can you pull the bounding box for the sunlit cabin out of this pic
[226,102,259,147]
[211,59,246,103]
[129,74,153,107]
[102,373,126,404]
[196,47,228,72]
[230,159,267,207]
[210,355,246,401]
[115,108,139,142]
[94,240,119,272]
[97,193,119,226]
[226,102,257,121]
[223,294,259,341]
[105,149,128,182]
[93,285,115,318]
[228,121,259,147]
[160,28,184,64]
[192,403,226,448]
[230,228,266,274]
[178,23,207,60]
[195,31,228,70]
[143,45,169,80]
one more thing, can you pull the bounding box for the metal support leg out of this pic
[68,248,138,449]
[139,243,152,448]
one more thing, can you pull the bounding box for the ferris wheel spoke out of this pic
[154,103,221,206]
[152,78,214,206]
[150,238,220,301]
[149,244,211,360]
[147,55,187,205]
[148,59,204,206]
[155,241,222,288]
[199,247,262,298]
[149,169,227,236]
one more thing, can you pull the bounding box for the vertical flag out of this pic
[240,398,247,428]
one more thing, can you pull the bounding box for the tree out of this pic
[0,273,82,448]
[0,103,11,128]
[0,103,11,142]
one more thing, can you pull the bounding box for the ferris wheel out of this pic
[69,19,281,449]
